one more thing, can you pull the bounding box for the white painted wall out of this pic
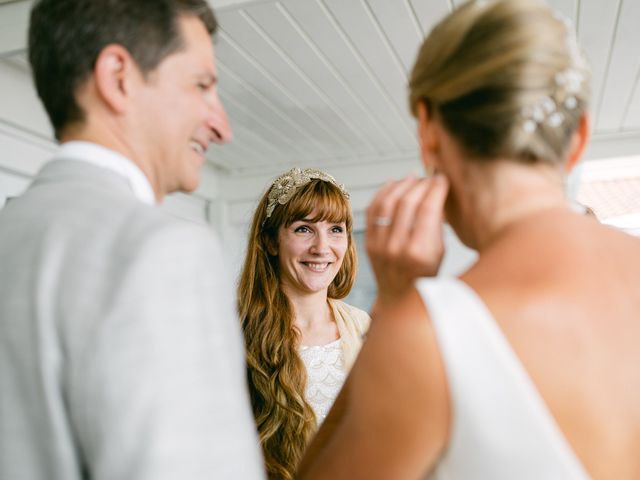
[0,55,56,206]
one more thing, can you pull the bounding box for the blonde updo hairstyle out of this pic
[409,0,590,166]
[237,178,357,480]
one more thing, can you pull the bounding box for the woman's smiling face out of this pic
[275,212,348,297]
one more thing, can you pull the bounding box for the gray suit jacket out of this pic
[0,159,264,479]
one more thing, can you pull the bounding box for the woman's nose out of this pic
[309,232,330,254]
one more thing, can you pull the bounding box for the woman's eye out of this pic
[295,226,311,233]
[331,226,345,234]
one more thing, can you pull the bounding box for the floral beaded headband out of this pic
[264,167,349,219]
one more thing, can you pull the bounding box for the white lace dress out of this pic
[299,339,346,424]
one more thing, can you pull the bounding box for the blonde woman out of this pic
[237,167,370,480]
[300,0,640,478]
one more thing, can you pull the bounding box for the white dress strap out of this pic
[417,277,590,479]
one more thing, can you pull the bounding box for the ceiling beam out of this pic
[0,1,32,57]
[209,0,272,11]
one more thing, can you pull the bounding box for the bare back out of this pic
[463,209,640,479]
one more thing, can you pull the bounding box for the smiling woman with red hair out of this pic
[237,167,370,480]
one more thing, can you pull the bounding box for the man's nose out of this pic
[207,93,232,144]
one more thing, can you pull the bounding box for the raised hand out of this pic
[365,174,449,305]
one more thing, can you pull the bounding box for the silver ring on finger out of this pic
[373,216,392,227]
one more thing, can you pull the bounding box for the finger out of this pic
[406,174,449,272]
[365,180,398,257]
[366,176,418,252]
[369,178,440,296]
[366,176,417,229]
[412,174,449,239]
[365,180,399,227]
[384,179,432,257]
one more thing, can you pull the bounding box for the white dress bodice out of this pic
[299,339,346,424]
[417,277,590,479]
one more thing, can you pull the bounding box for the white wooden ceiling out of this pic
[210,0,640,176]
[1,0,639,178]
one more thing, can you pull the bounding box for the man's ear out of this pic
[417,101,440,175]
[93,44,138,114]
[565,113,591,173]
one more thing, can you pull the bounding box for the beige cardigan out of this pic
[328,299,371,371]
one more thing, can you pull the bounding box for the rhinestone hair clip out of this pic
[520,13,587,134]
[521,68,585,133]
[265,167,349,219]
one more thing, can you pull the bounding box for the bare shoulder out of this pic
[464,210,640,286]
[460,213,640,478]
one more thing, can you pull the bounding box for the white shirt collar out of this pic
[55,141,156,205]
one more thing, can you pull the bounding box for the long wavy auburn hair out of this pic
[237,179,357,480]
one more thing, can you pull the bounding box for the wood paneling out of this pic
[409,0,451,36]
[1,0,639,176]
[0,1,32,56]
[594,0,640,131]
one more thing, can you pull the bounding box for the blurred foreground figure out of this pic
[0,1,264,479]
[299,1,640,478]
